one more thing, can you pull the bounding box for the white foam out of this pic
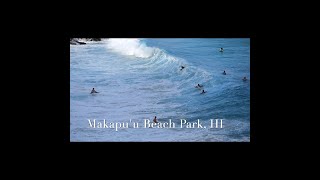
[105,38,155,58]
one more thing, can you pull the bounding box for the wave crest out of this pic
[106,38,155,58]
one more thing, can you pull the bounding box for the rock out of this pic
[70,38,101,45]
[70,38,86,45]
[78,41,86,45]
[91,38,101,41]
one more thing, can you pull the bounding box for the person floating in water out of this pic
[195,84,203,88]
[90,88,98,94]
[200,89,206,94]
[223,70,226,75]
[242,77,247,81]
[153,116,158,123]
[219,47,224,52]
[180,66,185,70]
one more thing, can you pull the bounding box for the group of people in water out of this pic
[223,70,247,81]
[90,48,247,96]
[195,83,206,94]
[89,47,248,123]
[180,66,207,94]
[192,48,248,94]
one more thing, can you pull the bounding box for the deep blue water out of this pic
[70,38,250,142]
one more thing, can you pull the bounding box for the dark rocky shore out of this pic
[70,38,101,45]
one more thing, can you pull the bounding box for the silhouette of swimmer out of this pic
[220,48,224,52]
[223,70,226,75]
[153,116,158,123]
[200,90,206,94]
[90,88,98,94]
[180,66,185,70]
[195,84,203,88]
[243,77,247,81]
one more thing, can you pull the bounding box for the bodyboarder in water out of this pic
[195,84,203,88]
[153,116,158,123]
[90,88,99,94]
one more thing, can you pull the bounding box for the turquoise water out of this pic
[70,38,250,142]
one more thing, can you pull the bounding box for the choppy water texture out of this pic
[70,38,250,142]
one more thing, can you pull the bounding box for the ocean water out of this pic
[70,38,250,142]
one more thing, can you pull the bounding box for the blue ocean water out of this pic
[70,38,250,142]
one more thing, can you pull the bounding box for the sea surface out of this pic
[70,38,250,142]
